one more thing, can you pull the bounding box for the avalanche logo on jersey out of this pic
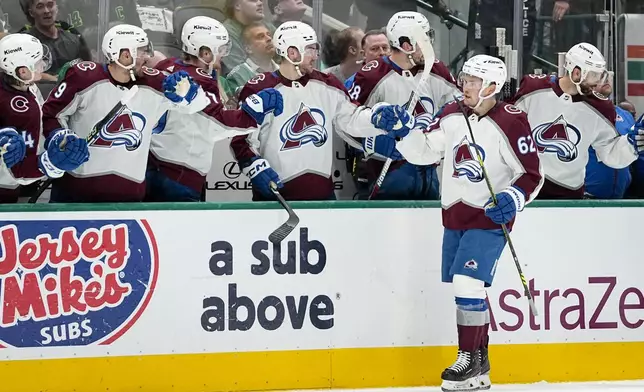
[532,115,581,162]
[403,96,435,129]
[280,103,328,151]
[90,107,146,151]
[452,136,485,182]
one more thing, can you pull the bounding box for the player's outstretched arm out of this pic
[394,117,445,166]
[42,64,89,140]
[593,105,641,169]
[37,129,89,179]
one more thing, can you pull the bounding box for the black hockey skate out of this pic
[478,346,491,390]
[441,350,481,391]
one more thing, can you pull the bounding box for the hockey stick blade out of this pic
[268,182,300,244]
[28,86,140,204]
[368,28,435,200]
[454,95,538,317]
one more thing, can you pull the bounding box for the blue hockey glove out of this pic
[627,113,644,154]
[371,104,415,138]
[163,70,199,104]
[0,127,26,169]
[484,186,526,225]
[38,129,89,178]
[241,88,284,125]
[362,135,403,161]
[241,156,283,199]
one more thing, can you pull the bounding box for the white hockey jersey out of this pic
[230,70,387,200]
[396,100,544,230]
[349,57,461,123]
[0,83,46,194]
[345,56,461,184]
[42,61,250,202]
[510,75,637,198]
[150,58,257,192]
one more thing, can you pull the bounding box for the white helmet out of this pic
[459,54,507,108]
[181,16,231,62]
[386,11,433,55]
[564,42,607,94]
[274,21,318,67]
[102,24,152,70]
[0,33,51,84]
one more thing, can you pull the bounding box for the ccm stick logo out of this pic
[489,277,644,332]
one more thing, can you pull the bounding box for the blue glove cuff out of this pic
[39,151,65,179]
[242,158,271,179]
[501,186,526,212]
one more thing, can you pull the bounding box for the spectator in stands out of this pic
[267,0,306,25]
[343,29,390,88]
[222,0,273,76]
[323,27,364,84]
[226,22,278,99]
[18,0,91,80]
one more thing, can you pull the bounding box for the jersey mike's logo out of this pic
[280,103,328,151]
[0,219,158,348]
[404,96,435,130]
[91,108,146,151]
[532,115,581,162]
[452,136,485,182]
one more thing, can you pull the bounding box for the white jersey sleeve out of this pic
[396,120,445,165]
[591,117,637,169]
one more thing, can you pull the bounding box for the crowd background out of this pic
[0,0,642,201]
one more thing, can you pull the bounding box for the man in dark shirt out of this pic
[18,0,91,79]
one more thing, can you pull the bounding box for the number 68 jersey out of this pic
[0,83,46,193]
[396,100,544,230]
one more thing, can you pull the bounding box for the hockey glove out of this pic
[484,186,526,225]
[627,113,644,154]
[242,156,283,199]
[371,104,415,138]
[241,88,284,125]
[0,127,27,169]
[362,135,403,161]
[163,70,199,104]
[38,129,89,178]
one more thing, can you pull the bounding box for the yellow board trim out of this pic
[2,341,642,392]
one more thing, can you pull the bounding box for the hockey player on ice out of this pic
[510,42,644,199]
[0,33,89,203]
[390,55,544,391]
[346,11,461,200]
[149,16,272,202]
[230,21,412,201]
[42,23,282,203]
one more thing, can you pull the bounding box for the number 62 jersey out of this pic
[396,100,544,230]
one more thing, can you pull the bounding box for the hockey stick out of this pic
[268,181,300,244]
[368,28,436,200]
[454,96,538,317]
[28,86,140,203]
